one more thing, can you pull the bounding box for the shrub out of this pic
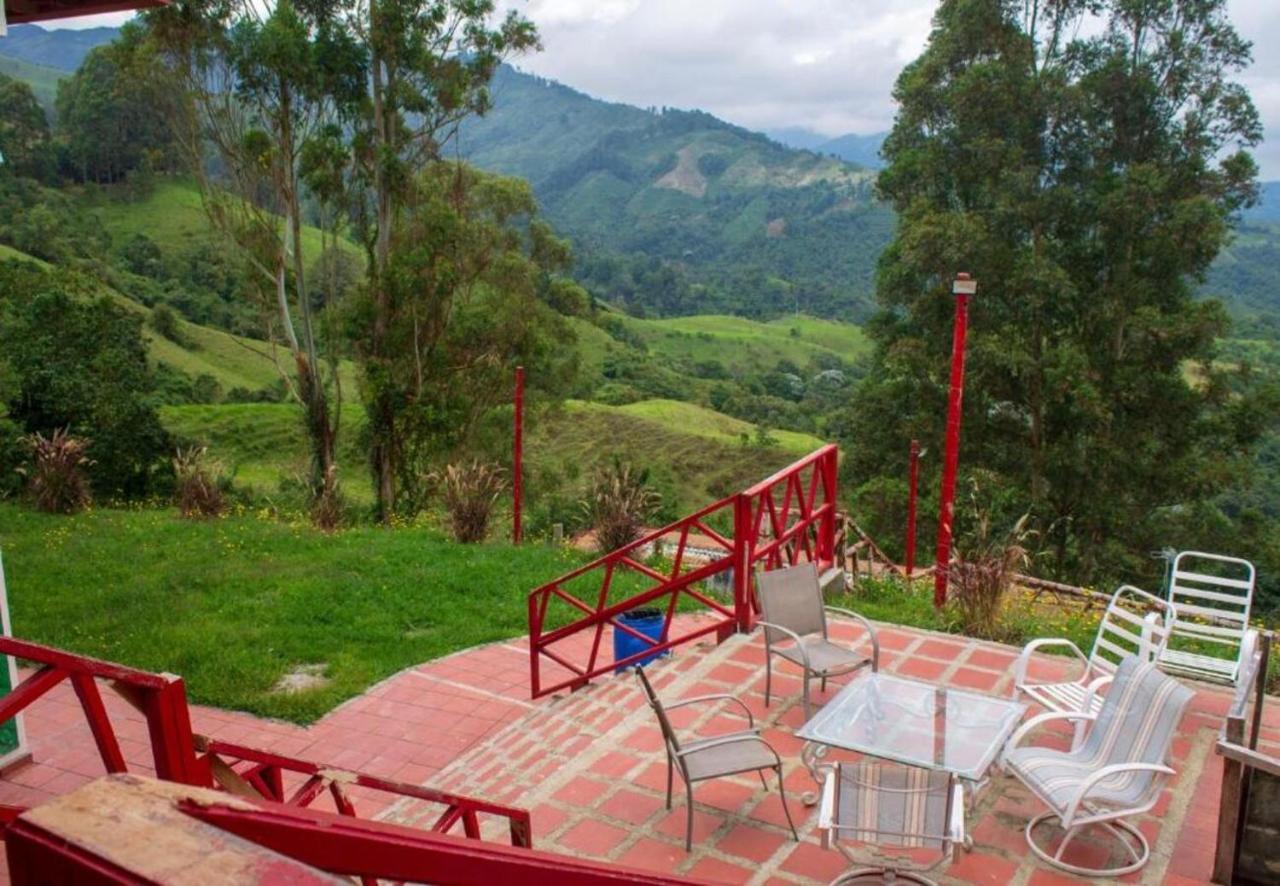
[947,482,1032,641]
[20,429,93,514]
[173,446,227,518]
[581,459,661,553]
[432,461,506,543]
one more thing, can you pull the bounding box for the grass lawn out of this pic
[0,504,585,723]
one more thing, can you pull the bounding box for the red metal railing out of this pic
[197,738,532,848]
[528,445,839,698]
[0,636,208,788]
[0,637,531,852]
[528,495,741,697]
[733,444,839,632]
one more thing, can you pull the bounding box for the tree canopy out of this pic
[842,0,1268,587]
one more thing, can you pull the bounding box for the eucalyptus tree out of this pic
[340,0,541,520]
[844,0,1263,583]
[147,0,366,524]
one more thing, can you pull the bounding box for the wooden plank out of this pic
[7,774,341,884]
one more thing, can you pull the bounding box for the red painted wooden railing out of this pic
[197,737,532,848]
[0,636,208,788]
[528,445,839,698]
[0,638,531,852]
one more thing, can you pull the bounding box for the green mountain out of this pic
[0,54,62,111]
[456,67,890,322]
[0,24,117,71]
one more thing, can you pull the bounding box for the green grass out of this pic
[89,179,359,267]
[614,313,869,373]
[606,399,825,454]
[0,504,585,722]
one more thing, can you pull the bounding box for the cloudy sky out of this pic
[55,0,1280,177]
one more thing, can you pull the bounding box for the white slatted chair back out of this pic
[1087,585,1176,678]
[1160,551,1255,684]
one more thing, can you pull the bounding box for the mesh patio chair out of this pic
[1158,550,1256,685]
[817,761,967,885]
[756,563,880,721]
[1001,655,1194,877]
[634,666,798,851]
[1013,584,1174,748]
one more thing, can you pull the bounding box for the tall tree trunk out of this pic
[368,17,397,523]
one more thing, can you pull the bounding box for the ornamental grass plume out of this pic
[432,460,506,543]
[581,459,661,553]
[19,428,93,514]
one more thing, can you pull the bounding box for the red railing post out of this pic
[905,439,919,578]
[512,366,524,545]
[819,448,837,567]
[733,492,753,633]
[934,273,976,608]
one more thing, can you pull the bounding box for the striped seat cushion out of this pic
[1006,657,1192,814]
[833,762,952,850]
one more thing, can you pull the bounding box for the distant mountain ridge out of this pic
[4,25,1280,327]
[0,24,117,71]
[768,129,888,169]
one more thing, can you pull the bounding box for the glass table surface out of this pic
[794,671,1027,782]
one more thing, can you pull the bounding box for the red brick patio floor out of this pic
[2,617,1275,883]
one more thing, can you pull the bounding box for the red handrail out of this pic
[197,738,533,848]
[528,446,839,698]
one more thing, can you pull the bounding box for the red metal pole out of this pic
[933,273,976,608]
[905,439,919,578]
[513,366,524,545]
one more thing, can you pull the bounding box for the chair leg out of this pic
[685,782,695,851]
[758,770,769,789]
[775,765,798,840]
[802,671,811,721]
[820,673,827,693]
[665,752,673,809]
[765,654,773,708]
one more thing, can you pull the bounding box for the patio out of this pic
[0,613,1263,884]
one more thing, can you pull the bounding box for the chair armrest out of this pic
[1001,710,1098,764]
[824,606,881,669]
[1062,762,1176,824]
[1014,638,1090,691]
[758,620,811,671]
[665,693,755,728]
[818,769,836,849]
[948,782,966,846]
[674,733,781,767]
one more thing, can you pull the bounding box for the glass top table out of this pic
[795,671,1027,786]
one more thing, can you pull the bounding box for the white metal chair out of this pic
[1013,584,1174,748]
[756,563,880,721]
[1158,551,1256,685]
[818,761,967,885]
[1002,655,1193,878]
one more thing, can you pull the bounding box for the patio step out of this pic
[380,635,734,838]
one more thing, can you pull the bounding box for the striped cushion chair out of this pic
[1013,584,1175,749]
[817,761,967,885]
[1002,655,1193,877]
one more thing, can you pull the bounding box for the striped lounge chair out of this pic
[817,761,967,885]
[1002,655,1193,877]
[1013,584,1175,749]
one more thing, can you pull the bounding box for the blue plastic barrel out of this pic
[614,608,669,673]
